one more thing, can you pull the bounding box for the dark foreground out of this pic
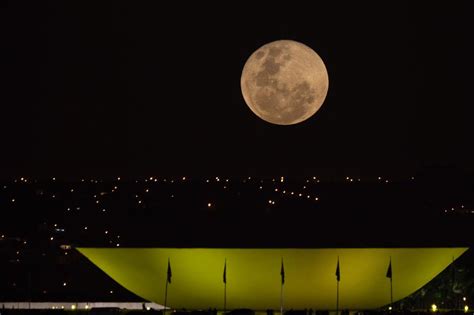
[0,309,473,315]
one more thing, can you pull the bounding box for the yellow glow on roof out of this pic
[77,247,468,310]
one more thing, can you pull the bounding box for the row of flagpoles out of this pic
[163,257,394,314]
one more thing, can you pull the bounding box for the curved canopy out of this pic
[77,248,468,310]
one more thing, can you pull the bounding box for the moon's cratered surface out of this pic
[241,40,329,125]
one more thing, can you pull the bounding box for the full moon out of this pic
[241,40,329,125]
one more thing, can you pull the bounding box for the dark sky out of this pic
[1,2,471,178]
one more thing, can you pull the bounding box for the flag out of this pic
[167,258,172,284]
[386,259,392,279]
[335,257,340,282]
[223,259,227,284]
[280,259,285,285]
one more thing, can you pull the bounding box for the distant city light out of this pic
[431,304,437,312]
[1,173,473,303]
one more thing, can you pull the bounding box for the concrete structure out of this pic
[0,302,163,310]
[77,247,468,310]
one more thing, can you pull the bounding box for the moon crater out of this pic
[241,40,329,125]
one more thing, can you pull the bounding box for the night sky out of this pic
[2,2,471,178]
[1,2,473,303]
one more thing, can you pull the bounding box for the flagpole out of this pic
[164,258,171,315]
[164,277,169,315]
[280,258,284,315]
[280,280,284,315]
[390,276,393,310]
[389,256,393,310]
[336,256,340,315]
[223,258,227,314]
